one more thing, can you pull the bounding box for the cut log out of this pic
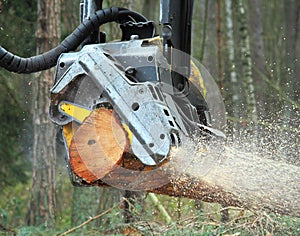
[67,108,300,217]
[69,108,128,183]
[153,145,300,217]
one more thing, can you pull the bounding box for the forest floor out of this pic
[2,183,300,236]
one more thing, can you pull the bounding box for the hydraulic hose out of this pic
[0,7,148,74]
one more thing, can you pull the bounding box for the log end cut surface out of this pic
[69,108,128,183]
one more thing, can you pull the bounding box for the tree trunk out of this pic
[197,0,208,62]
[69,108,300,218]
[236,0,258,126]
[247,0,267,118]
[215,0,229,221]
[143,0,159,20]
[27,0,60,228]
[216,0,224,92]
[224,0,240,123]
[61,0,79,34]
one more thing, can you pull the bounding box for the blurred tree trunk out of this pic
[225,0,240,122]
[193,0,209,215]
[26,0,60,228]
[143,0,159,20]
[284,0,299,119]
[97,188,121,212]
[200,0,208,62]
[247,0,267,118]
[61,0,79,35]
[203,0,218,79]
[216,0,224,92]
[237,0,258,126]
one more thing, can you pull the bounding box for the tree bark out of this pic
[247,0,267,118]
[236,0,258,126]
[142,0,159,20]
[199,0,208,62]
[216,0,224,92]
[225,0,240,122]
[27,0,60,228]
[68,108,300,218]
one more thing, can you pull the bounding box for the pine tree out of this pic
[27,0,60,228]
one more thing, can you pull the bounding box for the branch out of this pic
[58,204,118,236]
[148,193,173,224]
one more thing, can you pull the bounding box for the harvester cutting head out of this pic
[0,1,225,187]
[49,38,221,165]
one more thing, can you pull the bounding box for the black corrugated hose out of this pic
[0,7,148,74]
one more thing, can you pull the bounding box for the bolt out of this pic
[130,35,139,40]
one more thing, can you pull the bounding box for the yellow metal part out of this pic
[189,60,207,99]
[122,123,133,145]
[59,101,92,123]
[60,101,133,146]
[59,102,91,148]
[63,123,75,147]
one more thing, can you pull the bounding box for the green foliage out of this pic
[0,0,36,190]
[0,182,31,229]
[60,0,79,39]
[17,226,54,236]
[0,0,37,54]
[0,74,31,189]
[51,196,300,235]
[0,1,36,231]
[1,181,300,235]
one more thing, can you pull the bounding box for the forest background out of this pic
[0,0,299,235]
